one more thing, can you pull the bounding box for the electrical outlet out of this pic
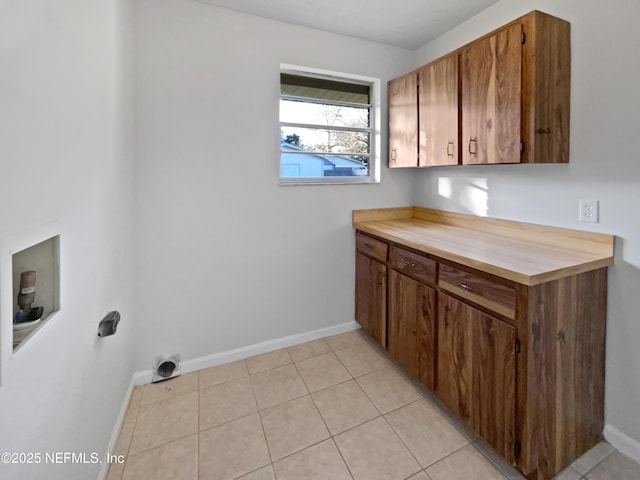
[579,199,599,223]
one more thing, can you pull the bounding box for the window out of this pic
[279,65,380,184]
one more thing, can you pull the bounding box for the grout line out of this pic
[199,409,259,434]
[198,370,251,392]
[125,391,199,458]
[248,360,294,376]
[327,413,383,438]
[286,338,332,363]
[245,349,295,377]
[307,389,333,438]
[289,355,313,397]
[196,383,200,479]
[331,437,356,480]
[293,358,331,394]
[125,431,199,459]
[248,361,308,411]
[382,396,425,417]
[422,443,470,471]
[253,421,275,472]
[580,450,615,478]
[400,469,429,480]
[326,332,368,353]
[137,374,199,408]
[311,379,384,437]
[248,372,274,466]
[120,389,142,473]
[107,389,140,479]
[353,376,384,416]
[137,388,199,411]
[307,377,354,396]
[230,463,272,480]
[198,359,251,390]
[332,343,390,379]
[379,411,424,477]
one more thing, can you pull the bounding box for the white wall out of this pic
[132,0,415,370]
[0,1,134,479]
[412,0,640,453]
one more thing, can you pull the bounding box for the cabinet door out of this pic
[436,293,473,422]
[419,55,459,166]
[462,23,522,164]
[388,74,418,167]
[437,294,516,461]
[355,251,387,347]
[388,270,436,389]
[471,308,516,463]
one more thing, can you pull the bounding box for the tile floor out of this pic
[107,330,640,480]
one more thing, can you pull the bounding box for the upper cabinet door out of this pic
[388,74,418,168]
[462,23,522,165]
[419,55,459,166]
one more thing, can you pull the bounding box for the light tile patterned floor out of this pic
[107,330,640,480]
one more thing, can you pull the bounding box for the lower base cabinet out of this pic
[437,293,516,463]
[355,251,386,347]
[388,270,436,390]
[354,229,608,480]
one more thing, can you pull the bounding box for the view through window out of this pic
[279,68,378,184]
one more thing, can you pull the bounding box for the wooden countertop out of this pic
[353,207,614,285]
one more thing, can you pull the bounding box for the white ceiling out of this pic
[193,0,501,50]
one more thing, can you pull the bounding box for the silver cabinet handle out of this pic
[458,282,473,292]
[391,148,397,162]
[401,259,417,268]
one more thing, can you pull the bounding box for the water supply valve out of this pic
[98,311,121,337]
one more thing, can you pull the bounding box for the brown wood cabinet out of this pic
[462,23,521,164]
[418,54,459,166]
[355,252,386,348]
[437,293,516,463]
[388,73,418,167]
[352,219,609,480]
[355,233,388,347]
[388,10,570,167]
[388,268,436,390]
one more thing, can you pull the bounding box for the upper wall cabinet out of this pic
[388,10,570,168]
[462,23,522,165]
[419,54,459,166]
[388,73,419,167]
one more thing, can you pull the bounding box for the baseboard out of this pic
[132,320,360,386]
[604,423,640,464]
[97,376,136,480]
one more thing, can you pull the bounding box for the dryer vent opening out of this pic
[152,355,182,383]
[157,360,176,378]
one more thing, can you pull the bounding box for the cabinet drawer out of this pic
[356,232,388,263]
[389,246,436,285]
[439,264,516,319]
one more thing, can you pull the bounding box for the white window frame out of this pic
[279,64,381,185]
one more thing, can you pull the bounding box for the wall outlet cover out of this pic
[579,199,599,223]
